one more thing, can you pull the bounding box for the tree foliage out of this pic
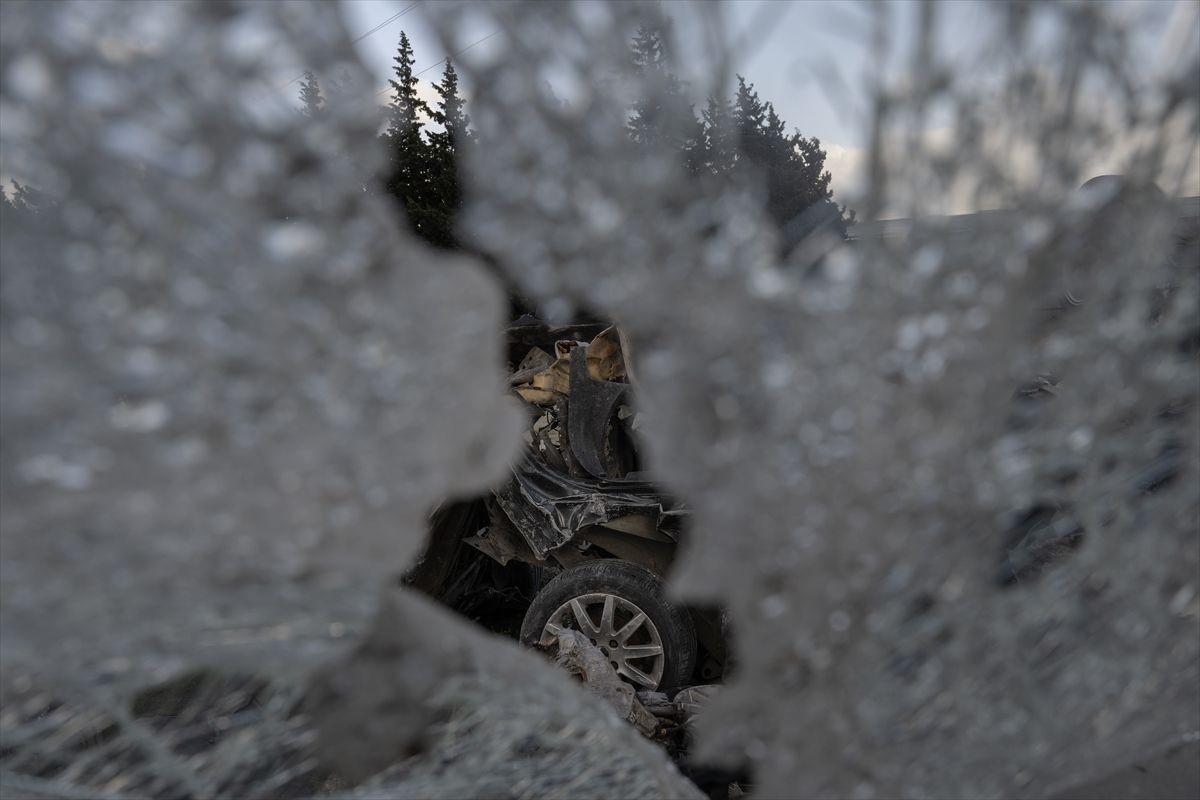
[628,23,704,175]
[380,31,444,246]
[298,71,324,118]
[423,60,470,249]
[627,24,852,249]
[729,77,852,246]
[4,25,853,258]
[368,25,850,257]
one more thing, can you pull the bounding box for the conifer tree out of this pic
[424,59,470,248]
[628,22,704,174]
[431,60,469,150]
[700,94,737,176]
[298,71,324,117]
[731,78,767,163]
[624,18,854,249]
[382,31,437,243]
[386,32,430,136]
[729,76,849,244]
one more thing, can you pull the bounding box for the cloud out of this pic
[823,142,865,204]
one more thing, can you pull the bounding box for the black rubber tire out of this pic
[520,559,697,692]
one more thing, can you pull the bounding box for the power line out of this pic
[416,30,500,76]
[280,2,419,92]
[352,2,417,44]
[377,30,500,99]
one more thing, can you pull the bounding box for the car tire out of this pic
[520,559,696,692]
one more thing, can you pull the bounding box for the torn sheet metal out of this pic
[567,346,630,479]
[463,501,538,566]
[496,317,683,560]
[494,450,684,560]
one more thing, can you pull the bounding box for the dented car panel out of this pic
[404,316,727,688]
[486,316,688,566]
[408,317,691,591]
[495,451,684,560]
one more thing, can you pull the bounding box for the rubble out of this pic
[304,590,705,799]
[554,630,660,738]
[492,319,686,559]
[406,315,699,628]
[549,631,742,797]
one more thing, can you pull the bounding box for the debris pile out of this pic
[505,318,637,481]
[552,630,722,749]
[551,631,742,796]
[554,629,659,737]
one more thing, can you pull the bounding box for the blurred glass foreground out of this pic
[0,1,1197,798]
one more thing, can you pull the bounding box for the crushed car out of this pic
[406,315,727,692]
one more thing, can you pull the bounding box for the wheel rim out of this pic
[540,592,666,689]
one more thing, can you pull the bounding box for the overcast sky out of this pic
[338,0,907,200]
[2,1,1191,213]
[337,0,1194,210]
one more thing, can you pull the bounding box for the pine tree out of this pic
[732,77,770,168]
[386,32,430,136]
[624,19,854,250]
[424,59,470,248]
[728,76,850,245]
[431,59,469,150]
[381,31,437,243]
[298,71,324,117]
[700,94,737,176]
[627,22,704,174]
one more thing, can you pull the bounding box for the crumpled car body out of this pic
[407,316,727,682]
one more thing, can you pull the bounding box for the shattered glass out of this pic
[425,1,1199,796]
[1,0,525,676]
[2,0,1198,798]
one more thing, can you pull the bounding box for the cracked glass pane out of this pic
[424,1,1198,796]
[2,0,1197,798]
[1,0,523,681]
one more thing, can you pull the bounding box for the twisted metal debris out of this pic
[1,0,1198,798]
